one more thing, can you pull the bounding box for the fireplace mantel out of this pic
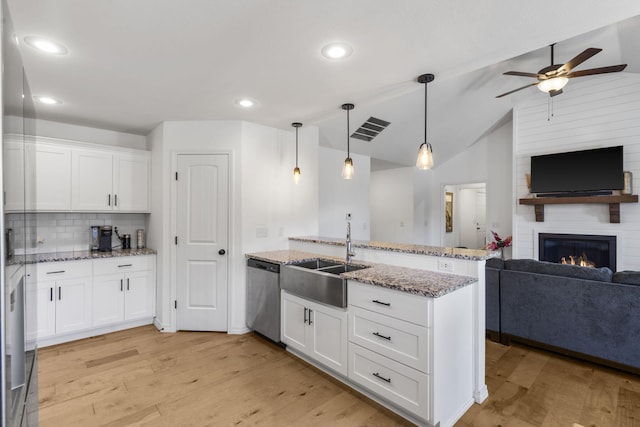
[519,194,638,223]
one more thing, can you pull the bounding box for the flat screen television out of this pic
[530,146,624,195]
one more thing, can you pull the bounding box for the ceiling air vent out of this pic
[351,117,390,142]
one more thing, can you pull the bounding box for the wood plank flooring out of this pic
[38,326,640,426]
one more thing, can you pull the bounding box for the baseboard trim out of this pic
[37,318,154,347]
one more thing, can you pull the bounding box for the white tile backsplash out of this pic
[6,212,148,253]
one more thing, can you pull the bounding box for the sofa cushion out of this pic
[613,271,640,286]
[504,259,613,282]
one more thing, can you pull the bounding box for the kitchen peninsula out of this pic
[247,237,495,427]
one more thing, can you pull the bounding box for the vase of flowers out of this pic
[484,230,512,259]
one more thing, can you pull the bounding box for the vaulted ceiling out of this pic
[7,1,640,167]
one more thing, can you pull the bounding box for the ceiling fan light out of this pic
[342,157,354,179]
[416,142,433,170]
[538,76,569,93]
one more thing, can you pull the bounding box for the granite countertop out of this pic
[7,248,157,265]
[246,249,476,298]
[289,236,498,261]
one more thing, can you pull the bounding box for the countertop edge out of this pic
[7,248,158,265]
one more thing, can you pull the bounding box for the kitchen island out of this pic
[247,241,495,427]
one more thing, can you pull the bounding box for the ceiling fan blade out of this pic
[496,82,539,98]
[567,64,627,78]
[559,48,602,73]
[503,71,539,78]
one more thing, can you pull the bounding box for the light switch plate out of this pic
[256,227,268,238]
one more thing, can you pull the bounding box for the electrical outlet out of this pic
[438,260,453,272]
[256,227,268,238]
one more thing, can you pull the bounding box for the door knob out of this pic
[219,249,226,255]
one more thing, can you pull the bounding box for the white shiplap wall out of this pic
[513,73,640,270]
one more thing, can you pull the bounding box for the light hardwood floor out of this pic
[38,326,640,426]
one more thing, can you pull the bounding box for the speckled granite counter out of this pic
[7,248,157,265]
[246,249,476,298]
[289,236,497,261]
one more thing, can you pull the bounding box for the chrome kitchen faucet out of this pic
[346,221,355,263]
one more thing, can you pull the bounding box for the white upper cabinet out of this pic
[71,149,113,211]
[72,149,150,212]
[113,154,150,212]
[26,142,72,211]
[3,140,24,212]
[7,135,151,213]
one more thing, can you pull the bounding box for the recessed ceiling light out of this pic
[24,36,68,55]
[236,98,256,108]
[34,95,62,105]
[321,42,353,60]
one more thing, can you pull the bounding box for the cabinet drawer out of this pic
[36,260,92,281]
[93,256,153,275]
[348,281,431,327]
[349,305,429,373]
[348,343,429,421]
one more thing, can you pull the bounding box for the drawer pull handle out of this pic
[304,307,308,324]
[372,299,390,307]
[121,279,123,292]
[372,372,391,383]
[308,309,313,325]
[372,332,391,341]
[118,264,133,268]
[47,270,66,274]
[127,278,130,291]
[50,287,53,302]
[58,287,62,300]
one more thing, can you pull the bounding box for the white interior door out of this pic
[475,191,487,248]
[176,154,229,331]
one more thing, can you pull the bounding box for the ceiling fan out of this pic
[496,44,627,98]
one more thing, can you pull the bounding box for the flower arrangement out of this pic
[484,230,512,251]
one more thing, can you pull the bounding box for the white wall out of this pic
[370,167,414,243]
[318,147,370,240]
[415,120,513,248]
[147,120,320,334]
[513,73,640,270]
[6,116,147,149]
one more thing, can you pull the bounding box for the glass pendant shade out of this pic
[342,157,354,179]
[416,74,435,170]
[416,142,434,170]
[537,76,569,93]
[293,167,301,184]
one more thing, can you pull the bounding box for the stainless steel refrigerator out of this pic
[1,0,38,424]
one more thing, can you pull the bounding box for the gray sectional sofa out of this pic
[486,258,640,374]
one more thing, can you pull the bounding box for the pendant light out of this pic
[292,122,302,184]
[341,103,355,179]
[416,73,435,170]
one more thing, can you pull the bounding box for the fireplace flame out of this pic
[560,252,596,268]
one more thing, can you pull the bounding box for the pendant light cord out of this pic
[424,80,428,144]
[346,108,350,157]
[295,127,299,167]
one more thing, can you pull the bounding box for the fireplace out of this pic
[538,233,617,271]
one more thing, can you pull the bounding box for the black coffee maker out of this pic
[98,226,113,252]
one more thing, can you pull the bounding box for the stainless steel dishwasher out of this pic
[246,258,282,344]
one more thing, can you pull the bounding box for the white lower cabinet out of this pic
[281,291,348,376]
[26,255,156,347]
[349,343,430,420]
[26,260,93,341]
[93,256,155,327]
